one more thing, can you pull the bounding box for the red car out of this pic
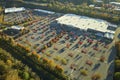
[86,60,93,66]
[65,36,69,40]
[93,47,99,51]
[19,38,22,41]
[54,46,58,50]
[81,49,87,54]
[68,53,73,57]
[87,39,93,43]
[104,45,109,49]
[78,41,83,45]
[70,64,76,69]
[100,56,105,62]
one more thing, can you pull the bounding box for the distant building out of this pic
[34,9,55,14]
[95,7,102,9]
[89,4,95,8]
[109,2,120,11]
[110,2,120,9]
[5,7,26,13]
[114,8,120,11]
[96,0,103,3]
[56,14,117,39]
[110,2,120,6]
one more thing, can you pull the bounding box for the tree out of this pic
[91,73,101,80]
[91,11,97,17]
[32,51,37,55]
[6,59,12,66]
[5,70,21,80]
[0,61,8,75]
[48,60,55,69]
[61,59,67,65]
[112,16,119,23]
[30,78,35,80]
[114,72,120,80]
[43,58,49,63]
[115,41,120,58]
[55,65,63,73]
[36,54,41,60]
[54,56,61,61]
[115,60,120,71]
[25,47,31,52]
[23,71,30,80]
[80,69,88,76]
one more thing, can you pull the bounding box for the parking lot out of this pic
[14,10,116,80]
[4,10,35,24]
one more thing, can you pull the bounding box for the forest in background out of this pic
[23,0,120,4]
[4,0,120,24]
[114,41,120,80]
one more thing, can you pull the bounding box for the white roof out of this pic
[95,7,102,9]
[89,4,95,7]
[34,9,55,14]
[5,7,25,13]
[110,2,120,5]
[114,8,120,11]
[56,14,116,34]
[104,33,114,39]
[108,23,117,28]
[96,0,103,3]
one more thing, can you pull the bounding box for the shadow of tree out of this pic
[108,46,116,63]
[106,62,114,80]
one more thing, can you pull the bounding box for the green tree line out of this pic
[0,47,40,80]
[5,0,120,24]
[0,33,68,80]
[114,41,120,80]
